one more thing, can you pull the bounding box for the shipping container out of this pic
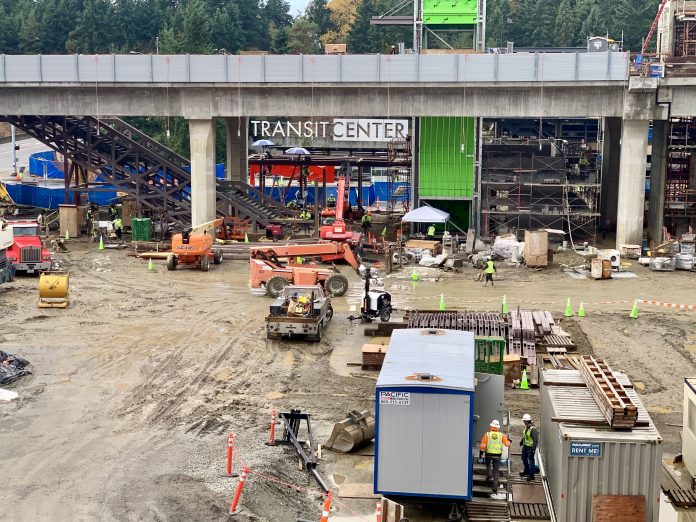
[540,369,662,522]
[374,328,476,500]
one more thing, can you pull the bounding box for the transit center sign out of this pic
[250,118,409,142]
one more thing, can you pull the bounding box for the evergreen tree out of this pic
[346,0,378,53]
[554,0,577,47]
[264,0,293,30]
[210,4,243,54]
[19,7,44,54]
[65,0,115,53]
[288,17,322,53]
[530,0,555,47]
[305,0,335,35]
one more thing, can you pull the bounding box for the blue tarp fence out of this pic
[5,182,117,209]
[29,151,64,179]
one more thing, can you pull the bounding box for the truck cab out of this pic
[6,220,52,274]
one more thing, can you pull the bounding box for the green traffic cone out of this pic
[381,226,387,237]
[502,294,508,315]
[98,236,105,250]
[65,229,70,240]
[439,293,446,311]
[629,300,639,319]
[578,302,586,317]
[244,233,249,244]
[148,258,154,271]
[564,297,573,317]
[520,368,529,390]
[411,268,418,281]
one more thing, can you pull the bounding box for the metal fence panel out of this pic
[0,55,4,82]
[114,55,150,82]
[265,55,302,82]
[539,53,576,82]
[152,55,189,82]
[418,55,457,82]
[77,55,115,82]
[5,55,41,82]
[190,55,227,82]
[302,55,340,82]
[380,55,418,82]
[41,55,77,82]
[460,54,495,82]
[578,53,609,81]
[498,53,536,81]
[341,55,379,82]
[228,55,264,83]
[610,52,629,80]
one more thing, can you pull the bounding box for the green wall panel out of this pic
[422,0,477,25]
[419,116,476,198]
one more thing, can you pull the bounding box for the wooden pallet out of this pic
[509,502,550,520]
[579,356,638,428]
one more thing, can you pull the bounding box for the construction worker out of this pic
[426,224,436,238]
[361,211,372,235]
[109,203,118,220]
[483,258,497,287]
[520,414,539,481]
[299,208,312,233]
[479,419,511,494]
[113,216,123,241]
[327,194,336,207]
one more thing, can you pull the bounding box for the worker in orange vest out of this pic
[479,419,511,494]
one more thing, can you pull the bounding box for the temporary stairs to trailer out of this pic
[0,115,297,228]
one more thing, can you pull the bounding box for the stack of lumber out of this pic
[579,356,638,428]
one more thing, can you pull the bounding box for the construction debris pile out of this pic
[0,350,31,385]
[640,233,696,272]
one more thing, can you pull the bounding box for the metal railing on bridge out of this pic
[0,52,629,84]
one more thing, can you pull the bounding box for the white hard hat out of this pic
[522,414,532,422]
[490,420,500,429]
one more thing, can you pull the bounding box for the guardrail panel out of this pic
[114,54,151,82]
[538,53,576,82]
[498,53,536,82]
[341,55,379,82]
[380,54,418,82]
[77,55,115,82]
[418,55,457,82]
[265,55,302,82]
[5,55,41,82]
[610,52,629,80]
[189,55,227,82]
[460,54,495,82]
[41,55,77,82]
[228,55,264,82]
[152,55,189,82]
[302,55,340,82]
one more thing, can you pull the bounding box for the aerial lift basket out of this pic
[38,270,69,308]
[324,410,375,453]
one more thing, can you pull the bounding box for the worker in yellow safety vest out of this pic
[113,217,123,241]
[483,258,497,287]
[520,414,538,481]
[299,209,312,233]
[479,419,510,494]
[426,224,435,238]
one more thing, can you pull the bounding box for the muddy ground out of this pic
[1,241,695,521]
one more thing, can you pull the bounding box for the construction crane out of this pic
[641,0,670,56]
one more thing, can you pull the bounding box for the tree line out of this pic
[0,0,657,56]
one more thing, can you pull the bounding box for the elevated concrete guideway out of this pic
[0,52,630,118]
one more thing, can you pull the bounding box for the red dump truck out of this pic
[6,220,52,274]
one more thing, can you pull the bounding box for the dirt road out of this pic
[1,242,695,520]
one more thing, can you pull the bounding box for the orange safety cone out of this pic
[375,500,382,522]
[228,466,249,515]
[319,491,333,522]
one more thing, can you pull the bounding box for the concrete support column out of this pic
[188,119,216,227]
[616,119,650,248]
[648,120,668,244]
[225,117,248,182]
[599,117,621,231]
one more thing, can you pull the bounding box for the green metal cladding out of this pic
[419,116,476,198]
[422,0,477,25]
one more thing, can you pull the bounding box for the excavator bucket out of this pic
[325,410,375,453]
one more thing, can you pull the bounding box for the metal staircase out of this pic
[0,115,297,228]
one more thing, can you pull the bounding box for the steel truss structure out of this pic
[0,115,296,229]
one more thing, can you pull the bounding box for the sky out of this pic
[287,0,310,17]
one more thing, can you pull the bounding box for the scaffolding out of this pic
[480,140,601,242]
[386,138,412,213]
[664,118,696,231]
